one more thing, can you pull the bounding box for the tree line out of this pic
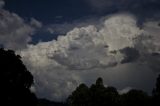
[0,48,37,106]
[0,48,160,106]
[67,76,160,106]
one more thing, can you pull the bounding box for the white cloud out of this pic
[30,18,42,28]
[135,20,160,72]
[0,10,32,49]
[46,17,100,35]
[2,0,159,102]
[0,9,42,50]
[119,87,132,94]
[19,13,159,101]
[0,0,4,8]
[100,14,142,51]
[142,21,160,53]
[47,27,55,34]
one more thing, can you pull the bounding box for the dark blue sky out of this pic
[4,0,160,24]
[4,0,96,43]
[4,0,93,24]
[3,0,160,43]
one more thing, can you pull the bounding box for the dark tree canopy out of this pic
[67,76,160,106]
[67,77,119,106]
[153,74,160,96]
[0,48,37,106]
[95,77,103,86]
[152,74,160,105]
[67,84,90,106]
[120,89,150,106]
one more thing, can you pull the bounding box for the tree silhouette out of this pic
[67,77,157,106]
[89,78,107,106]
[67,83,90,106]
[0,48,37,106]
[152,74,160,105]
[120,89,150,106]
[67,77,119,106]
[104,86,119,106]
[95,77,103,86]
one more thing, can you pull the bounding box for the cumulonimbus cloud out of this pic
[19,13,160,101]
[1,0,159,102]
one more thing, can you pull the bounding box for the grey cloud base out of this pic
[20,14,160,101]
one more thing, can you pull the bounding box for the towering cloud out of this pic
[0,0,159,102]
[20,13,160,101]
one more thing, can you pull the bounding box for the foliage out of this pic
[67,77,119,106]
[0,48,37,106]
[67,84,90,106]
[152,74,160,105]
[67,76,160,106]
[120,89,150,106]
[1,48,160,106]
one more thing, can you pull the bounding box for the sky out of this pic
[0,0,160,101]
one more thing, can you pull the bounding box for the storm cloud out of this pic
[0,0,160,102]
[19,13,160,101]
